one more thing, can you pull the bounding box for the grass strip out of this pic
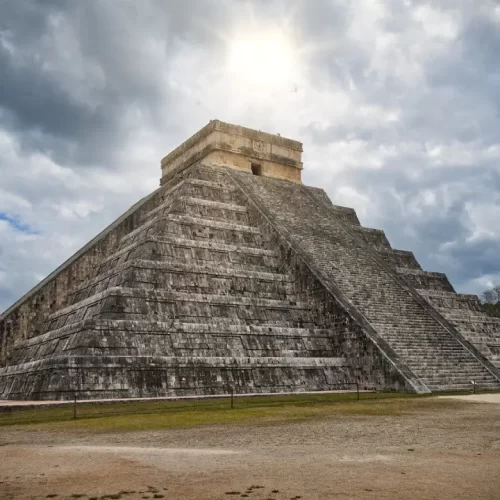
[0,391,468,432]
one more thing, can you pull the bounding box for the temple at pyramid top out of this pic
[160,120,303,184]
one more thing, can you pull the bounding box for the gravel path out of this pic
[439,393,500,404]
[1,400,499,499]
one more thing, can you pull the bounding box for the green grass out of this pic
[0,391,469,432]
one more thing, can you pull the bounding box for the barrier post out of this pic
[73,393,77,420]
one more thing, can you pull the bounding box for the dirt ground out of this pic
[1,400,499,500]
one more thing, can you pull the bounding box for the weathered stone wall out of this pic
[160,120,303,184]
[0,187,172,367]
[0,163,209,369]
[2,160,500,400]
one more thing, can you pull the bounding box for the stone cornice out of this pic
[160,120,302,169]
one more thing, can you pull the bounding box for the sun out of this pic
[226,30,297,89]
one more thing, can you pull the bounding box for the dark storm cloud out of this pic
[0,1,138,166]
[0,45,115,159]
[0,0,225,167]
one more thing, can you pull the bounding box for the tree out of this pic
[481,285,500,304]
[480,285,500,318]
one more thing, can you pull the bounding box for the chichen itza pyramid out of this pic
[1,120,500,400]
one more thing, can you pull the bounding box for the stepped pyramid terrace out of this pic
[1,120,500,400]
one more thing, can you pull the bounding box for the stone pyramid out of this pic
[1,120,499,400]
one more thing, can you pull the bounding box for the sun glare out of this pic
[227,31,296,88]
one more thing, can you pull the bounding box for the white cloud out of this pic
[413,5,459,40]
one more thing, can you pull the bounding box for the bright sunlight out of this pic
[227,30,297,89]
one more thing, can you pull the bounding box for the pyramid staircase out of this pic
[229,169,500,393]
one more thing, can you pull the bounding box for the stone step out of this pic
[388,339,469,347]
[396,268,454,292]
[182,196,247,213]
[408,364,495,375]
[407,362,497,384]
[13,320,334,361]
[52,288,310,320]
[183,178,244,204]
[30,330,339,361]
[419,380,498,390]
[428,372,499,381]
[403,353,491,364]
[44,287,316,333]
[99,235,279,275]
[9,325,344,361]
[136,177,189,222]
[84,319,330,341]
[417,289,482,312]
[386,338,470,346]
[0,353,353,401]
[376,248,422,270]
[370,324,497,385]
[361,300,453,317]
[419,373,499,383]
[373,321,460,333]
[418,373,498,384]
[122,212,261,244]
[188,178,235,189]
[121,214,267,251]
[348,226,392,251]
[367,311,447,323]
[417,289,479,301]
[4,355,347,369]
[139,180,244,226]
[395,355,478,364]
[439,309,500,322]
[70,259,296,304]
[375,331,466,343]
[424,382,500,392]
[327,205,360,226]
[394,350,477,359]
[181,196,249,225]
[139,197,178,225]
[384,341,473,352]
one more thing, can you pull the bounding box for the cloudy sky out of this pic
[1,0,500,312]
